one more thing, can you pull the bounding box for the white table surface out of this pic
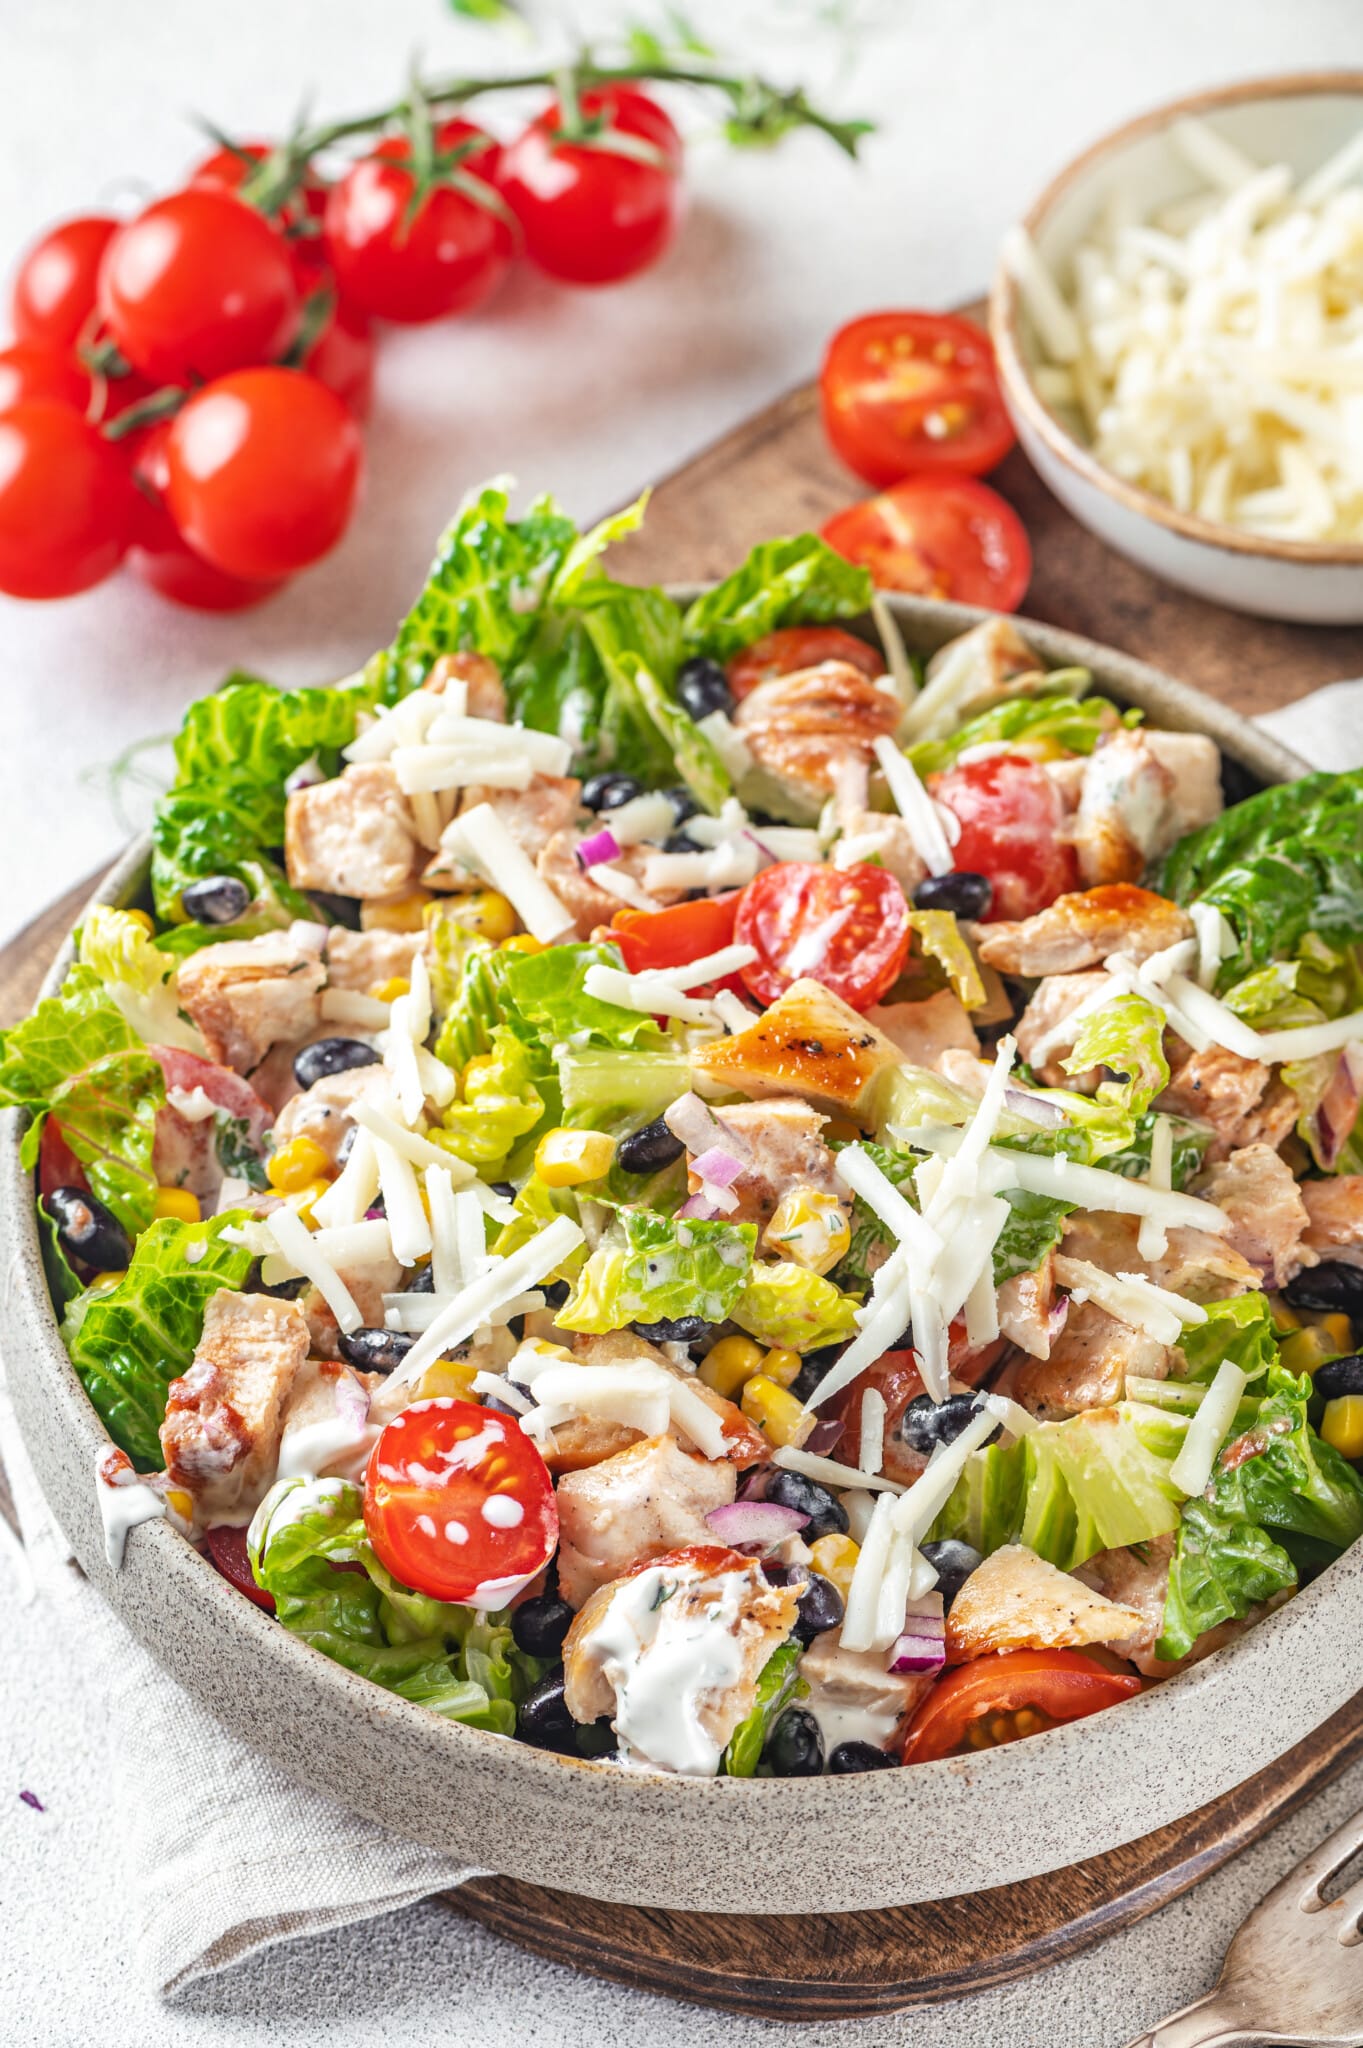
[6,0,1363,2039]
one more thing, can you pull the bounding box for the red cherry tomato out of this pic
[820,311,1016,487]
[38,1118,88,1204]
[929,754,1078,922]
[734,861,911,1011]
[11,214,118,349]
[205,1524,276,1611]
[0,342,92,416]
[164,367,363,581]
[726,624,884,701]
[98,189,300,385]
[128,426,282,611]
[499,85,683,286]
[364,1399,557,1606]
[302,301,376,419]
[0,400,133,599]
[901,1651,1142,1765]
[323,120,512,324]
[829,1332,1006,1485]
[147,1045,275,1142]
[608,892,738,972]
[822,474,1032,611]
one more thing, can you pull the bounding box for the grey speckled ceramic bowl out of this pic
[3,592,1341,1916]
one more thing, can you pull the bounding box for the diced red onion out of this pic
[577,827,621,869]
[1004,1087,1067,1128]
[285,756,325,795]
[664,1091,752,1164]
[706,1501,809,1550]
[804,1417,845,1458]
[690,1146,745,1189]
[700,1179,739,1214]
[678,1191,721,1220]
[742,827,780,867]
[1047,1296,1070,1341]
[888,1595,946,1674]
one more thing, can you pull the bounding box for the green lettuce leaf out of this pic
[1156,1501,1298,1663]
[501,941,667,1054]
[439,1026,546,1170]
[831,1138,1070,1292]
[907,689,1127,778]
[0,963,165,1233]
[61,1211,254,1466]
[556,1045,692,1126]
[1176,1293,1279,1387]
[1206,1365,1363,1554]
[730,1261,862,1352]
[681,535,873,660]
[1062,993,1169,1123]
[77,906,205,1053]
[722,1641,807,1776]
[557,1210,756,1333]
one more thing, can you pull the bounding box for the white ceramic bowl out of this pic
[990,73,1363,623]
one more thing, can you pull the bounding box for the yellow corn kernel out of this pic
[165,1488,194,1521]
[123,908,156,936]
[699,1334,765,1399]
[369,975,411,1003]
[534,1128,616,1188]
[361,890,433,934]
[1319,1313,1355,1353]
[1269,1296,1302,1334]
[267,1136,334,1193]
[1322,1395,1363,1461]
[740,1375,815,1450]
[448,890,518,943]
[92,1269,127,1289]
[286,1177,331,1225]
[760,1347,803,1391]
[809,1532,859,1600]
[1281,1325,1345,1378]
[762,1185,851,1276]
[419,1359,480,1402]
[153,1185,201,1224]
[501,933,544,956]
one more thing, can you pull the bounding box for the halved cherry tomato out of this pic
[822,474,1031,612]
[205,1524,276,1611]
[499,85,683,286]
[149,1046,275,1193]
[11,215,118,349]
[364,1399,557,1607]
[38,1119,88,1205]
[928,754,1078,922]
[608,891,738,978]
[734,862,910,1011]
[726,624,884,701]
[0,342,92,416]
[830,1332,1006,1486]
[901,1650,1142,1765]
[820,311,1016,487]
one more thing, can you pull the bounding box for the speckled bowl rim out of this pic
[6,590,1352,1918]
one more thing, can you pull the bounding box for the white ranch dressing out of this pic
[94,1447,165,1570]
[275,1373,373,1484]
[806,1695,901,1757]
[580,1564,748,1776]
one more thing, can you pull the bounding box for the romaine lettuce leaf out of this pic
[1156,1501,1298,1663]
[556,1045,692,1125]
[439,1026,546,1170]
[730,1260,862,1352]
[77,906,206,1054]
[0,963,165,1233]
[1176,1293,1278,1387]
[681,534,873,659]
[831,1138,1070,1292]
[557,1210,756,1333]
[907,688,1126,778]
[501,941,667,1053]
[61,1211,253,1466]
[1062,993,1169,1125]
[1206,1365,1363,1554]
[722,1641,807,1776]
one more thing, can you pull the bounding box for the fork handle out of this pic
[1122,1993,1249,2046]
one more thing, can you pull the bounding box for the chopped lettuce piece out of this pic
[722,1641,807,1776]
[906,910,986,1009]
[1156,1502,1298,1663]
[681,534,873,660]
[1062,993,1169,1124]
[61,1211,253,1467]
[491,1174,588,1272]
[172,670,366,796]
[501,941,667,1054]
[557,1210,756,1333]
[1207,1365,1363,1554]
[556,1045,692,1125]
[439,1026,546,1170]
[906,687,1124,778]
[77,906,205,1053]
[1094,1110,1210,1188]
[992,1188,1073,1285]
[0,963,165,1234]
[730,1261,862,1353]
[1176,1293,1278,1387]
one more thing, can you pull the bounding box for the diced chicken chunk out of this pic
[532,832,683,938]
[1013,1299,1166,1417]
[177,932,326,1075]
[976,884,1192,977]
[700,1097,843,1230]
[425,650,507,723]
[1014,970,1112,1084]
[945,1544,1143,1661]
[1158,1043,1292,1158]
[554,1434,737,1608]
[1301,1176,1363,1270]
[555,1331,767,1469]
[734,663,903,817]
[997,1257,1057,1359]
[866,989,980,1069]
[1195,1144,1312,1289]
[285,762,420,902]
[276,1357,374,1482]
[325,926,424,992]
[159,1291,309,1519]
[271,1064,385,1167]
[1058,1209,1260,1305]
[1071,729,1220,887]
[799,1630,933,1756]
[1144,732,1224,841]
[425,774,583,887]
[692,977,902,1119]
[1078,1537,1282,1678]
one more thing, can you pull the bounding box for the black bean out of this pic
[490,1181,517,1199]
[581,773,643,812]
[517,1669,574,1745]
[919,1538,984,1613]
[664,831,703,854]
[900,1392,1001,1458]
[791,1344,843,1404]
[617,1117,685,1175]
[250,1268,308,1300]
[541,1278,570,1310]
[793,1572,844,1645]
[1284,1263,1363,1316]
[632,1315,715,1346]
[46,1187,132,1273]
[912,871,992,921]
[573,1716,618,1759]
[336,1326,418,1374]
[306,891,362,927]
[828,1740,897,1774]
[764,1706,825,1778]
[512,1594,575,1661]
[664,785,701,825]
[292,1037,381,1090]
[1314,1354,1363,1401]
[761,1469,848,1542]
[676,656,735,722]
[180,874,252,925]
[406,1264,436,1293]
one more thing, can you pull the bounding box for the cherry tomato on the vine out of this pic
[820,311,1016,487]
[10,214,118,349]
[164,366,363,580]
[302,300,377,419]
[0,399,134,600]
[98,188,300,385]
[726,624,885,700]
[928,754,1079,922]
[499,85,683,286]
[323,120,512,324]
[128,425,282,611]
[734,860,911,1010]
[822,474,1032,612]
[190,139,330,222]
[0,341,92,416]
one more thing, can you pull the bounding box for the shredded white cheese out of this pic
[771,1445,906,1495]
[443,803,576,944]
[309,1126,381,1232]
[264,1206,364,1334]
[858,1386,887,1477]
[871,735,954,877]
[1169,1357,1250,1497]
[385,1214,585,1388]
[582,962,717,1026]
[1053,1255,1207,1348]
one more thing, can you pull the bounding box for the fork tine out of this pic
[1272,1807,1363,1916]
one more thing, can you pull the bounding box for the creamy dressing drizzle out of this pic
[581,1565,748,1775]
[94,1447,165,1570]
[806,1697,901,1756]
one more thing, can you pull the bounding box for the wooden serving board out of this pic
[6,307,1363,2022]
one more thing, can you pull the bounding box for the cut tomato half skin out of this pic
[900,1650,1142,1765]
[734,861,911,1011]
[820,310,1016,487]
[822,474,1032,613]
[928,755,1079,923]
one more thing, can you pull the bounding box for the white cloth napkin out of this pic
[0,678,1360,2000]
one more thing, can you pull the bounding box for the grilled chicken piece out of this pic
[1301,1176,1363,1270]
[733,662,903,816]
[554,1435,738,1608]
[831,810,927,895]
[698,1097,844,1231]
[945,1544,1143,1661]
[1158,1043,1291,1158]
[547,1332,768,1472]
[425,773,583,889]
[1014,1299,1166,1417]
[325,926,423,992]
[692,977,902,1119]
[1014,970,1111,1084]
[1078,1537,1285,1678]
[275,1357,374,1482]
[997,1257,1058,1359]
[270,1064,385,1166]
[1195,1144,1312,1290]
[177,931,326,1075]
[1058,1209,1260,1305]
[303,1241,404,1361]
[799,1630,933,1755]
[976,884,1192,977]
[285,762,420,901]
[866,989,980,1069]
[424,649,507,722]
[531,832,684,937]
[1071,729,1221,886]
[159,1291,309,1520]
[1145,731,1225,841]
[563,1549,800,1770]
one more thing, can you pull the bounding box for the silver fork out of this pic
[1123,1807,1363,2045]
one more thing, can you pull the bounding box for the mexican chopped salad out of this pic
[8,480,1363,1778]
